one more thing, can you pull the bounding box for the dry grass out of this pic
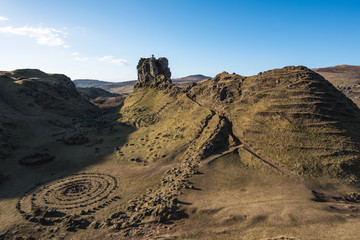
[188,67,360,181]
[2,66,360,239]
[164,149,360,239]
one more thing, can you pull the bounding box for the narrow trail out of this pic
[199,143,309,188]
[240,145,311,188]
[199,144,243,166]
[198,141,351,205]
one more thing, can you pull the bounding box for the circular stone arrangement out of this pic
[18,173,119,218]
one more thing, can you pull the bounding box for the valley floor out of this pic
[54,148,360,240]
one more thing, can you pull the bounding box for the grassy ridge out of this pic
[188,66,360,181]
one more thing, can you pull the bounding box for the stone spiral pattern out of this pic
[18,173,118,216]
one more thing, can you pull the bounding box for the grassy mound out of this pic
[188,66,360,181]
[0,69,96,159]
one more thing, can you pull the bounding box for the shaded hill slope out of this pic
[0,69,97,159]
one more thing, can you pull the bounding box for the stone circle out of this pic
[18,173,118,218]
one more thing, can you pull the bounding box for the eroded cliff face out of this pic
[134,57,173,89]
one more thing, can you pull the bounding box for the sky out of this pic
[0,0,359,82]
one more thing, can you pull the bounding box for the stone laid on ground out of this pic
[18,173,119,229]
[19,153,55,166]
[64,134,89,145]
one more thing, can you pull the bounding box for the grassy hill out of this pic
[2,63,360,239]
[0,69,96,159]
[188,67,360,180]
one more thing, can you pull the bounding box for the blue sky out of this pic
[0,0,359,81]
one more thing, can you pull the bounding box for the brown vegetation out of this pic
[1,61,360,239]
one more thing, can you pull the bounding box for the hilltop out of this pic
[1,61,360,239]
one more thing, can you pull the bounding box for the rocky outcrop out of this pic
[199,116,241,159]
[52,74,79,97]
[134,56,172,89]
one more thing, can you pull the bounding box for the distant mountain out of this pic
[172,74,211,87]
[313,65,360,84]
[73,79,137,94]
[313,64,360,106]
[73,74,210,95]
[77,87,121,100]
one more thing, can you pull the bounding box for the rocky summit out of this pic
[134,56,172,89]
[1,59,360,240]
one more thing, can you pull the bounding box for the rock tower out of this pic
[134,56,172,89]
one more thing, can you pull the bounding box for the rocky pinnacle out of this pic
[134,56,172,89]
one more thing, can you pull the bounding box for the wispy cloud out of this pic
[0,26,68,47]
[72,53,128,66]
[75,56,89,61]
[98,56,127,66]
[0,16,8,21]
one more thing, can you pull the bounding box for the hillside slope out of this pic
[111,60,360,239]
[0,69,96,159]
[187,67,360,179]
[2,62,360,240]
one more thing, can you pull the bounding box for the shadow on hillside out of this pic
[0,101,136,200]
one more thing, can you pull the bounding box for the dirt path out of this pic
[199,144,244,166]
[200,143,312,189]
[240,146,310,187]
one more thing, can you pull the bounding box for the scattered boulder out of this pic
[64,215,90,231]
[90,220,100,229]
[19,153,55,166]
[345,192,360,202]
